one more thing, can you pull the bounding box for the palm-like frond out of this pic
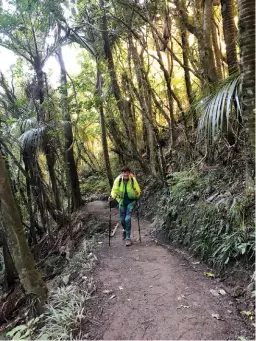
[19,125,48,153]
[11,116,38,136]
[68,28,96,57]
[197,74,241,141]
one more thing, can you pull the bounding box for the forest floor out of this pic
[83,201,254,340]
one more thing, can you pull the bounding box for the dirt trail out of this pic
[85,201,250,340]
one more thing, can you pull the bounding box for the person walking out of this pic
[109,166,141,246]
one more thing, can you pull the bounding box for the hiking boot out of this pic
[122,229,126,240]
[125,239,132,247]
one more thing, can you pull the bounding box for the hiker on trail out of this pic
[109,166,141,246]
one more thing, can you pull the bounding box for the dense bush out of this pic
[156,169,255,269]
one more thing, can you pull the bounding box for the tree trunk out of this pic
[30,162,47,232]
[129,40,159,175]
[96,66,113,188]
[99,0,150,174]
[35,66,45,121]
[142,115,149,158]
[146,119,158,176]
[174,0,210,86]
[121,73,137,146]
[44,149,61,211]
[203,0,220,84]
[0,150,47,302]
[211,18,223,79]
[99,0,130,139]
[1,229,17,290]
[57,49,82,210]
[108,118,150,174]
[35,58,61,211]
[180,26,194,105]
[178,15,198,128]
[23,152,37,245]
[152,31,177,144]
[221,0,239,74]
[237,0,255,146]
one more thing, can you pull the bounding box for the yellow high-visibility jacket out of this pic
[111,175,141,204]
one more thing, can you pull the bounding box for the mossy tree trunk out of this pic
[237,0,255,147]
[0,150,47,303]
[57,48,82,210]
[221,0,239,74]
[96,66,113,188]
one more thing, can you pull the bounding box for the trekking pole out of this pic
[109,200,111,246]
[137,200,141,243]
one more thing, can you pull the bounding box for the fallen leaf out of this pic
[240,310,253,317]
[177,304,190,309]
[127,299,131,301]
[192,261,200,265]
[227,310,232,314]
[98,242,103,244]
[204,272,215,278]
[149,285,153,288]
[212,313,220,320]
[62,275,70,285]
[109,295,116,300]
[118,286,123,290]
[210,289,219,297]
[219,289,226,295]
[103,289,112,295]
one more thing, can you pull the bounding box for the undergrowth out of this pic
[80,173,109,195]
[6,238,98,340]
[36,284,91,340]
[156,168,255,269]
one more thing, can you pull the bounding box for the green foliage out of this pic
[36,285,90,340]
[80,173,109,195]
[0,0,63,63]
[196,74,241,142]
[167,170,204,196]
[35,238,98,340]
[157,169,255,269]
[6,239,98,341]
[6,317,41,340]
